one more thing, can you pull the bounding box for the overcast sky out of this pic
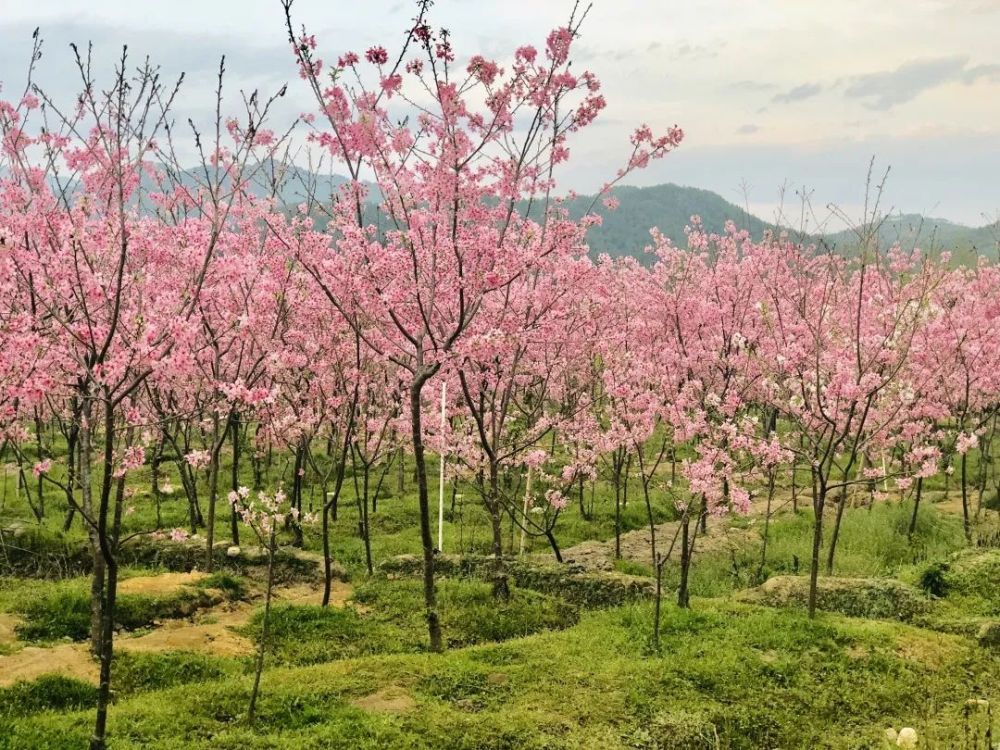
[2,0,998,227]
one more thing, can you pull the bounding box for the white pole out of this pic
[438,381,446,552]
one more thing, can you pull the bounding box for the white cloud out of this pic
[1,0,997,224]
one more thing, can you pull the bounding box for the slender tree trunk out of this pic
[62,422,79,532]
[756,469,776,583]
[961,451,972,542]
[677,511,692,608]
[289,441,305,548]
[544,527,563,562]
[623,452,631,508]
[908,476,924,538]
[614,474,622,560]
[410,377,442,651]
[247,529,276,724]
[652,553,664,650]
[205,412,222,572]
[80,401,104,658]
[808,472,825,619]
[229,413,241,545]
[359,464,374,576]
[488,463,510,600]
[90,399,124,750]
[321,502,335,606]
[825,481,850,575]
[33,413,45,519]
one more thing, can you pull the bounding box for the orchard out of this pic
[0,3,998,748]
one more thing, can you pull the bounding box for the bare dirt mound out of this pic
[117,580,355,657]
[119,602,255,657]
[562,516,759,572]
[118,570,209,596]
[350,687,416,714]
[274,580,353,607]
[0,613,23,647]
[0,570,356,682]
[0,644,98,687]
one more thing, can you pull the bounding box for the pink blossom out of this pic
[365,46,388,65]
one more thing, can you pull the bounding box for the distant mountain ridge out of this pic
[530,183,774,260]
[147,163,1000,262]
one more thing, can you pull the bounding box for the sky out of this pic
[1,0,998,227]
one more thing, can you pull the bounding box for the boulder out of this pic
[378,553,655,607]
[977,621,1000,648]
[739,575,930,621]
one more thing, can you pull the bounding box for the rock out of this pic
[896,727,918,748]
[976,621,1000,648]
[738,575,930,621]
[226,545,241,558]
[350,687,416,714]
[378,553,656,607]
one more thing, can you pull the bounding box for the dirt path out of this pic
[0,613,22,648]
[560,485,979,574]
[560,497,776,573]
[0,572,354,687]
[0,644,98,687]
[561,515,759,571]
[118,570,209,596]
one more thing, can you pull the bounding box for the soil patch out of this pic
[118,602,255,657]
[0,613,23,647]
[0,644,97,687]
[350,687,416,714]
[118,570,209,596]
[562,516,760,572]
[274,580,353,607]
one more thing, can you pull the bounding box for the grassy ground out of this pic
[2,597,997,749]
[1,448,999,748]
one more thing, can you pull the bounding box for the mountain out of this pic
[822,213,999,262]
[532,183,775,260]
[546,186,999,263]
[130,162,1000,263]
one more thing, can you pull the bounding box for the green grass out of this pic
[239,578,579,667]
[1,600,996,749]
[2,441,999,748]
[0,573,243,643]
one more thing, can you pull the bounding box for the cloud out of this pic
[736,123,759,135]
[964,62,1000,83]
[843,55,969,109]
[0,19,307,164]
[729,80,776,93]
[772,83,822,104]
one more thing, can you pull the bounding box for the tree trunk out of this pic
[62,422,79,532]
[247,529,276,724]
[205,413,222,572]
[359,464,374,576]
[908,476,923,538]
[614,477,622,560]
[652,553,663,650]
[229,413,241,545]
[825,482,849,575]
[961,451,972,542]
[544,527,563,562]
[808,474,825,619]
[80,402,104,658]
[677,511,691,608]
[289,441,305,548]
[409,377,442,652]
[90,398,124,750]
